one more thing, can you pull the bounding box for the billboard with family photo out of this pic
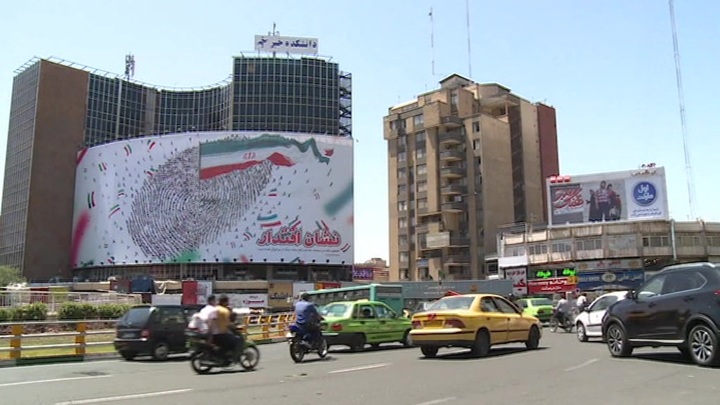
[547,166,669,226]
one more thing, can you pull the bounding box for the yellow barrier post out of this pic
[10,324,22,360]
[75,322,87,356]
[261,316,270,339]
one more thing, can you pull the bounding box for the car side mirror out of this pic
[626,290,636,300]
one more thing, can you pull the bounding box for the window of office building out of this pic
[399,218,408,229]
[642,235,670,248]
[417,181,427,193]
[415,148,426,159]
[575,238,603,251]
[417,199,428,209]
[398,151,407,162]
[416,131,426,143]
[416,164,427,176]
[398,201,407,212]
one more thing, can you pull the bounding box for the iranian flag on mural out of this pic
[198,134,331,179]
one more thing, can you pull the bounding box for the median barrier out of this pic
[0,312,296,367]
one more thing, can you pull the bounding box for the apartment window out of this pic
[707,235,720,247]
[399,218,408,229]
[398,168,406,180]
[417,181,427,193]
[472,121,480,133]
[528,244,548,255]
[416,164,427,176]
[417,199,428,209]
[415,148,426,159]
[397,136,406,146]
[642,235,670,248]
[398,201,407,212]
[399,235,408,249]
[551,241,573,253]
[399,252,409,263]
[410,216,417,227]
[398,151,407,162]
[575,238,603,251]
[473,139,481,151]
[677,234,702,247]
[413,114,424,125]
[398,184,407,195]
[505,246,526,257]
[450,90,458,106]
[416,131,426,143]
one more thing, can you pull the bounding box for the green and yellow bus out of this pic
[305,284,404,313]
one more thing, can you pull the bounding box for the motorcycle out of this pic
[286,322,335,363]
[549,309,576,333]
[188,326,260,374]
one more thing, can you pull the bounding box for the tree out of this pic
[0,266,25,286]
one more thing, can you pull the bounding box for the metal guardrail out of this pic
[0,291,141,313]
[0,312,296,359]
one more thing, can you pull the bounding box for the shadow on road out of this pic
[421,346,547,361]
[329,344,411,355]
[292,355,338,364]
[130,355,190,363]
[631,351,696,367]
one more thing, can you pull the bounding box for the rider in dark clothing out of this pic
[294,293,321,346]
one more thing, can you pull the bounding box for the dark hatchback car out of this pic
[114,304,200,361]
[602,262,720,367]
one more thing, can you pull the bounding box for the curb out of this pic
[0,338,286,368]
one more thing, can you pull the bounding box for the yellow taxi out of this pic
[409,293,542,358]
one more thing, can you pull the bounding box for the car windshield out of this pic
[320,303,350,317]
[426,296,475,311]
[531,298,553,306]
[118,307,151,327]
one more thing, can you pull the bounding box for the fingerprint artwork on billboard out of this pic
[547,166,669,226]
[71,132,354,268]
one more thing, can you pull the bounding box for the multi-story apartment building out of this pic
[1,54,352,281]
[497,220,720,295]
[384,74,559,281]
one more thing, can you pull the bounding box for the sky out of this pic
[1,0,718,264]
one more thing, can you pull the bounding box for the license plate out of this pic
[424,320,443,327]
[122,333,134,339]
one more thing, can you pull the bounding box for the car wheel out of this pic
[420,346,438,358]
[352,334,366,352]
[120,351,136,361]
[151,341,170,361]
[401,330,412,348]
[606,323,633,358]
[471,329,490,357]
[688,324,720,367]
[576,322,588,342]
[525,326,540,350]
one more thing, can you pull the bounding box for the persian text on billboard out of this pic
[71,131,354,267]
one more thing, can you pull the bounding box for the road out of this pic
[0,330,718,405]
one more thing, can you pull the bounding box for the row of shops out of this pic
[499,258,647,297]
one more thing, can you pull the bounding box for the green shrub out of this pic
[0,303,48,321]
[58,302,131,320]
[0,308,11,322]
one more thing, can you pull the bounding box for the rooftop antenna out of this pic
[669,0,696,219]
[465,0,473,78]
[270,23,279,58]
[124,53,135,80]
[429,8,436,77]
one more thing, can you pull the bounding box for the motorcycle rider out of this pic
[294,292,321,347]
[554,293,572,326]
[209,295,238,360]
[188,295,217,334]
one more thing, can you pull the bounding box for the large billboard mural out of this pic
[547,166,669,226]
[71,132,354,268]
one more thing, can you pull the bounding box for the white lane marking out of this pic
[327,362,391,374]
[54,389,193,405]
[0,375,111,388]
[416,397,457,405]
[565,358,598,372]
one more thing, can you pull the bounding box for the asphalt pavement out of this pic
[0,329,718,405]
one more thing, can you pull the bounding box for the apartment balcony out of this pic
[441,116,464,129]
[441,201,465,213]
[438,131,464,145]
[440,166,465,179]
[448,237,471,247]
[441,184,466,196]
[444,255,471,266]
[384,126,406,140]
[439,149,464,161]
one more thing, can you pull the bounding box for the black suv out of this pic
[602,262,720,367]
[114,304,200,361]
